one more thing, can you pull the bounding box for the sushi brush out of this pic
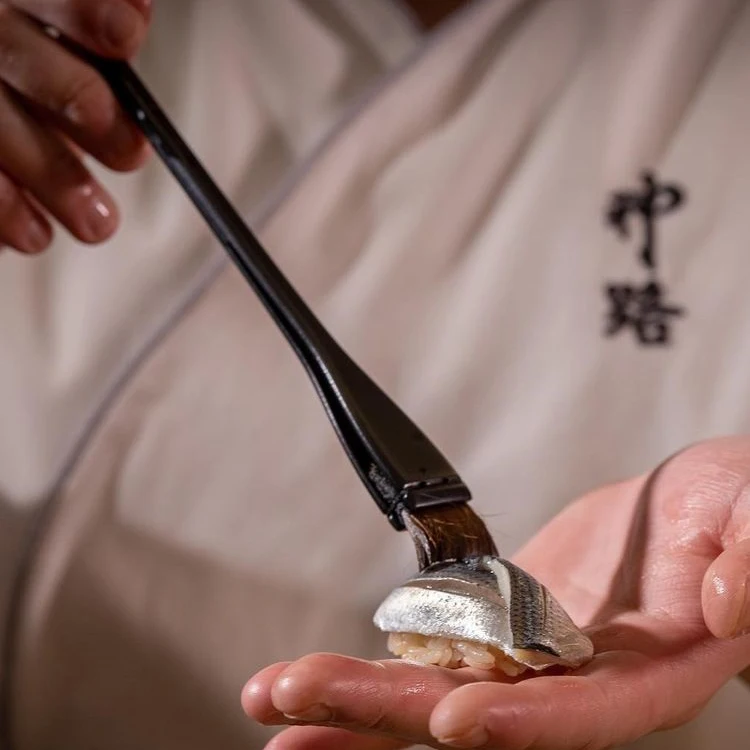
[80,50,487,559]
[83,52,593,674]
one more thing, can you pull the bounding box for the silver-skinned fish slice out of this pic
[373,555,593,674]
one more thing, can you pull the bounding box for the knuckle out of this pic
[667,438,750,494]
[292,653,337,677]
[650,438,750,542]
[91,0,145,56]
[42,144,88,187]
[55,69,112,128]
[362,706,389,732]
[65,0,106,31]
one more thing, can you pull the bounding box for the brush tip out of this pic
[401,502,498,571]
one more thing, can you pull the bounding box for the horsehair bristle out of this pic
[401,502,498,571]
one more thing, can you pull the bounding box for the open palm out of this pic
[243,438,750,749]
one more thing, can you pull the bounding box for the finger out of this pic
[265,726,407,750]
[0,86,118,243]
[26,98,148,174]
[512,478,644,626]
[245,665,410,749]
[8,0,151,59]
[0,8,146,170]
[243,662,292,724]
[428,639,748,750]
[0,171,51,252]
[429,654,650,749]
[251,653,505,742]
[703,537,750,638]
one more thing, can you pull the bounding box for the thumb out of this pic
[702,537,750,639]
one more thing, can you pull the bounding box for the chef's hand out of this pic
[0,0,151,254]
[242,437,750,749]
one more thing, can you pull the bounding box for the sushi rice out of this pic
[386,632,526,676]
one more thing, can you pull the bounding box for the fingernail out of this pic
[728,578,750,639]
[731,604,750,639]
[708,573,744,639]
[281,704,332,722]
[437,726,489,748]
[24,218,51,253]
[101,2,141,50]
[737,583,750,637]
[78,185,116,242]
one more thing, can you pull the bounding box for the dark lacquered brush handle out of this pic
[89,56,471,529]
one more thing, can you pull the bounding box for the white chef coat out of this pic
[1,1,749,748]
